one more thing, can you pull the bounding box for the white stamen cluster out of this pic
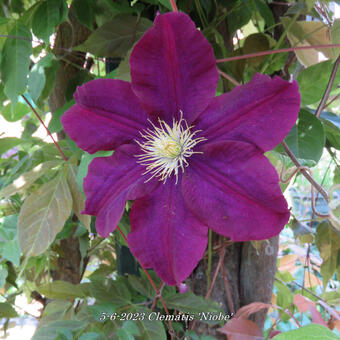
[135,114,206,184]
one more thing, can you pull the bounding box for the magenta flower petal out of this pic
[195,74,300,152]
[182,141,290,241]
[128,178,208,286]
[61,79,148,154]
[83,144,155,237]
[130,12,219,124]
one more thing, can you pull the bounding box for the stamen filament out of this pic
[135,113,206,184]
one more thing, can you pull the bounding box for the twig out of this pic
[220,255,235,315]
[116,226,174,339]
[281,141,329,202]
[150,282,164,311]
[169,0,178,12]
[21,95,68,162]
[216,44,340,63]
[281,165,329,218]
[206,245,225,299]
[218,69,240,86]
[322,92,340,111]
[291,281,326,302]
[273,304,301,327]
[315,55,340,118]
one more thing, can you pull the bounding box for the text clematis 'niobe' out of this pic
[61,12,301,285]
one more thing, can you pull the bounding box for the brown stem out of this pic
[21,95,68,162]
[218,69,240,86]
[315,55,340,118]
[170,0,178,12]
[220,255,235,315]
[322,92,340,111]
[216,44,340,63]
[281,141,328,202]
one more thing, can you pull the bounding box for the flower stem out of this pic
[116,226,174,339]
[218,69,240,86]
[281,141,328,202]
[315,54,340,118]
[169,0,178,12]
[216,44,340,64]
[206,228,212,289]
[21,95,68,162]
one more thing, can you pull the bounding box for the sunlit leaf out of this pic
[297,60,340,105]
[315,222,340,287]
[273,323,340,339]
[0,302,18,318]
[18,172,72,256]
[0,137,21,155]
[2,101,30,122]
[31,320,86,340]
[0,160,61,198]
[282,18,333,66]
[37,280,87,299]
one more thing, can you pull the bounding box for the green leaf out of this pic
[275,280,293,311]
[77,151,113,194]
[123,321,140,337]
[1,23,32,103]
[73,0,95,28]
[137,317,166,340]
[158,0,172,10]
[2,101,30,122]
[320,112,340,150]
[66,164,91,230]
[226,0,252,34]
[315,222,340,287]
[40,300,72,326]
[127,275,154,299]
[0,160,61,198]
[243,33,270,67]
[37,280,87,299]
[32,0,66,42]
[87,278,131,306]
[164,291,221,314]
[253,0,274,30]
[284,109,325,163]
[273,324,340,339]
[0,264,8,288]
[116,50,131,81]
[18,172,73,256]
[116,328,133,340]
[2,238,21,266]
[78,333,101,340]
[331,19,340,57]
[0,137,21,155]
[0,215,18,242]
[297,60,340,105]
[75,16,152,58]
[28,58,50,103]
[48,99,74,133]
[32,320,87,340]
[0,302,18,318]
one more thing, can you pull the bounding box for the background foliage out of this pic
[0,0,340,339]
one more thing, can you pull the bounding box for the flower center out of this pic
[136,115,206,184]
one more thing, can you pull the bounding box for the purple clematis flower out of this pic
[61,12,300,285]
